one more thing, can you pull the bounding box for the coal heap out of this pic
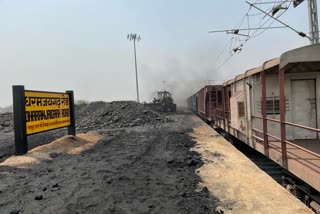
[76,101,171,131]
[0,101,171,133]
[0,112,13,133]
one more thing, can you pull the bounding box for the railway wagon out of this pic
[186,93,197,113]
[186,85,222,125]
[214,44,320,211]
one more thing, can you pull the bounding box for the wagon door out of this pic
[291,79,317,139]
[205,92,210,118]
[208,89,217,120]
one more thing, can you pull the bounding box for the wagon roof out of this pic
[223,58,279,86]
[222,44,320,86]
[280,44,320,70]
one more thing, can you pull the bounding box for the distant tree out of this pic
[75,100,90,105]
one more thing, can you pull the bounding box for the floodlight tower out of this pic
[127,33,141,102]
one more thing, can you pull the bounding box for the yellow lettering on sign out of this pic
[24,91,71,135]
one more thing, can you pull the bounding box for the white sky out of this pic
[0,0,314,106]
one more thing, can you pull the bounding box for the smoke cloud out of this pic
[139,41,230,107]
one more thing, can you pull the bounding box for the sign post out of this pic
[66,90,76,136]
[12,85,28,155]
[12,85,76,155]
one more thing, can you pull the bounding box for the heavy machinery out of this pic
[145,91,177,112]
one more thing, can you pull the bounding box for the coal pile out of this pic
[76,101,171,131]
[0,112,13,133]
[0,101,172,133]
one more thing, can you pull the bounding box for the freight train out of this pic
[187,44,320,212]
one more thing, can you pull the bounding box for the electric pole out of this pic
[127,33,141,102]
[293,0,319,43]
[307,0,319,44]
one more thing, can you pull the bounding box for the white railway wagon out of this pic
[216,44,320,211]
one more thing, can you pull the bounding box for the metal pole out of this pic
[133,38,140,103]
[66,90,76,136]
[308,0,319,44]
[12,85,28,155]
[261,70,269,157]
[279,69,288,169]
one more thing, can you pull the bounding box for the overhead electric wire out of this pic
[232,0,293,51]
[208,26,286,33]
[259,0,262,29]
[209,0,300,81]
[253,0,292,4]
[210,0,287,75]
[215,54,234,73]
[261,0,291,19]
[247,12,266,16]
[247,12,251,36]
[209,0,290,48]
[249,5,288,39]
[215,39,233,63]
[212,3,256,60]
[246,1,311,40]
[249,11,282,39]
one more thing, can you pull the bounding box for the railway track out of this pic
[236,144,284,184]
[215,128,283,183]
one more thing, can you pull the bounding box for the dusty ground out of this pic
[0,101,169,162]
[190,116,313,214]
[0,114,217,214]
[0,113,313,214]
[0,130,67,162]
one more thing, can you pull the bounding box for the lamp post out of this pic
[127,33,141,103]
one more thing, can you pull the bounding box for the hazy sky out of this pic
[0,0,313,106]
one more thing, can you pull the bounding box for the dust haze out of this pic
[138,38,296,108]
[139,42,230,107]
